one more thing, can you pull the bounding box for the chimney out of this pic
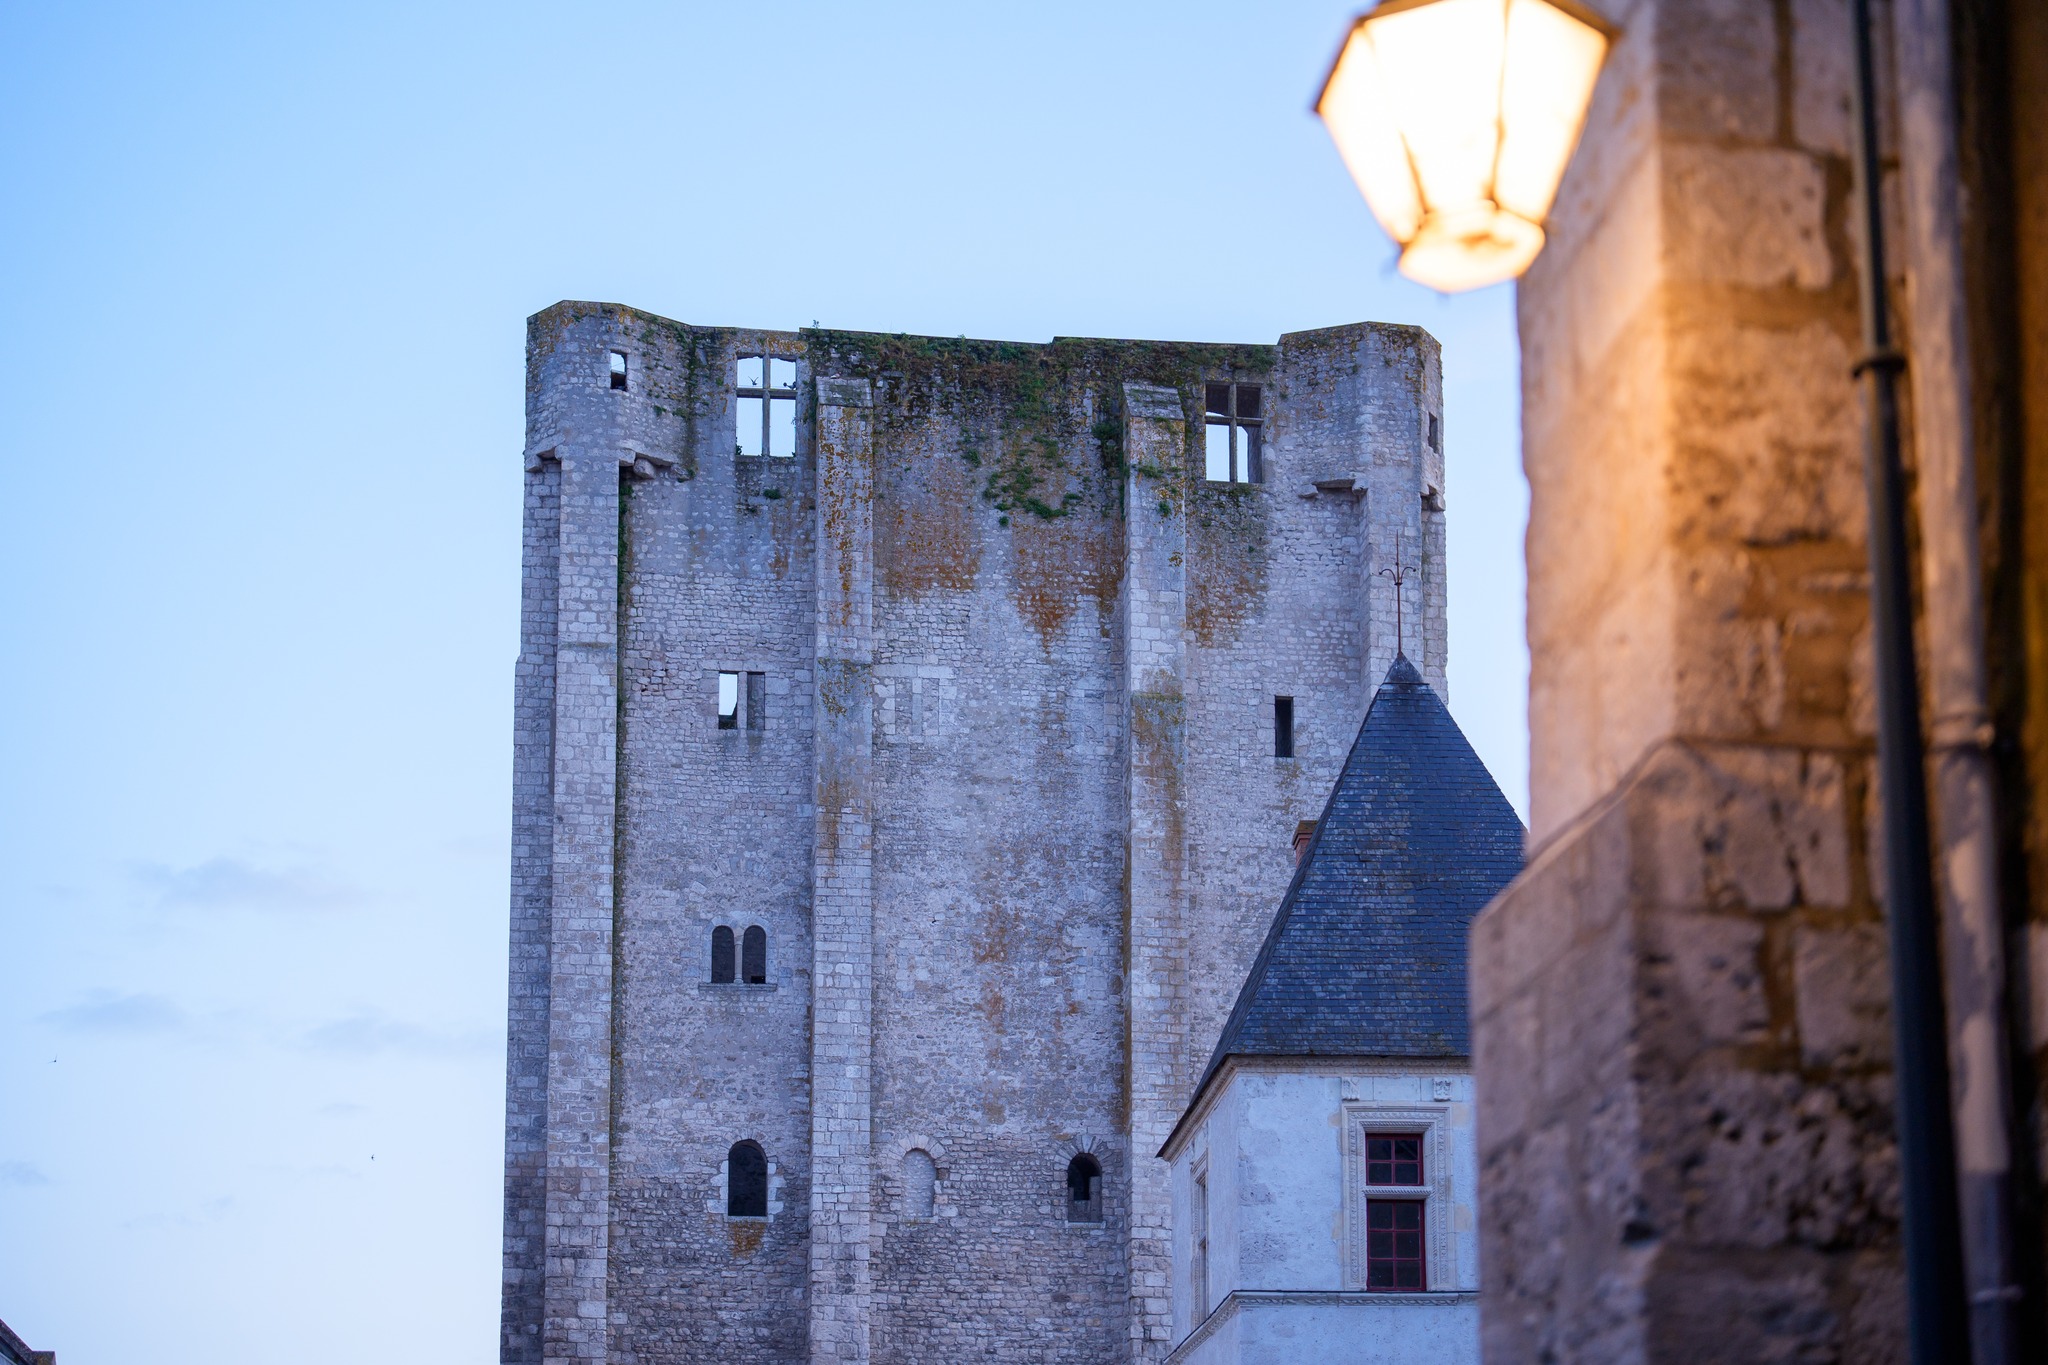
[1292,820,1317,865]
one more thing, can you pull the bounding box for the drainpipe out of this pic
[1889,1,2023,1358]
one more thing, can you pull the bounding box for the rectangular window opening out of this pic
[1203,381,1263,484]
[769,397,796,458]
[1364,1200,1426,1290]
[1192,1170,1210,1316]
[745,672,767,732]
[610,351,628,391]
[717,672,740,730]
[1274,696,1295,759]
[736,396,765,457]
[736,354,799,459]
[1427,412,1441,452]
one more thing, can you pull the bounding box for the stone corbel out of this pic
[1303,476,1366,502]
[619,444,675,481]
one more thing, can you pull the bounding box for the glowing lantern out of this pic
[1315,0,1616,292]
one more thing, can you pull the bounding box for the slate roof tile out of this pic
[1186,655,1525,1114]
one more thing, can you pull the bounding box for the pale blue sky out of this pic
[0,4,1525,1361]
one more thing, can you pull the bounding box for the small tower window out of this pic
[736,355,798,458]
[903,1148,936,1220]
[609,351,628,391]
[710,926,736,984]
[727,1140,768,1218]
[1066,1152,1103,1224]
[741,925,767,984]
[1427,412,1440,451]
[1274,695,1295,759]
[1203,382,1263,484]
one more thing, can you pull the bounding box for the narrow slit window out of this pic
[610,351,628,391]
[1427,412,1440,451]
[1066,1153,1103,1224]
[727,1140,768,1218]
[736,354,799,458]
[718,672,740,729]
[1203,382,1263,484]
[904,1148,936,1219]
[1192,1169,1210,1316]
[746,672,767,732]
[710,926,736,984]
[1274,696,1295,759]
[741,925,767,984]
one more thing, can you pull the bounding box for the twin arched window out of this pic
[728,1140,767,1218]
[710,925,768,984]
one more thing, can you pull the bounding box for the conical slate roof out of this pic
[1191,656,1524,1103]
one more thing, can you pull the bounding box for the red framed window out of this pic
[1366,1135,1423,1186]
[1364,1134,1426,1291]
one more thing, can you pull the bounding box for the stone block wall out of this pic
[1472,0,1916,1358]
[504,303,1444,1363]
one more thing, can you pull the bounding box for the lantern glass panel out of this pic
[1496,0,1611,221]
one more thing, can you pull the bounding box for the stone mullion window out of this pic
[1343,1104,1453,1291]
[735,355,799,458]
[1204,381,1263,484]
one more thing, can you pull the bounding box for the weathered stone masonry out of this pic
[503,302,1447,1363]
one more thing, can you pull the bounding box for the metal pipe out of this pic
[1888,0,2023,1356]
[1848,1,1972,1360]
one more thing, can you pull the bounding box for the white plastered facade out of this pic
[1162,1060,1479,1365]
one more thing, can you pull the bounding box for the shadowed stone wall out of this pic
[504,303,1444,1363]
[1472,0,1914,1359]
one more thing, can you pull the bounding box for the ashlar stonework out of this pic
[503,303,1449,1365]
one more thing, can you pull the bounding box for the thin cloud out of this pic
[0,1161,51,1187]
[41,991,187,1035]
[300,1010,495,1058]
[132,856,361,912]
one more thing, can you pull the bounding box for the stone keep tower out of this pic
[502,302,1448,1365]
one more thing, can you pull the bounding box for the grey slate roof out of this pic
[1175,656,1525,1137]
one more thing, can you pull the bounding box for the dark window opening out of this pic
[718,672,740,729]
[1192,1169,1210,1315]
[1066,1153,1103,1224]
[1204,382,1263,484]
[727,1140,767,1218]
[742,925,767,984]
[1427,412,1440,451]
[1274,695,1295,759]
[710,926,736,984]
[610,351,628,391]
[1365,1200,1425,1289]
[1365,1134,1423,1187]
[746,671,767,732]
[736,355,798,458]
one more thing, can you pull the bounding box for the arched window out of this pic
[1066,1153,1102,1223]
[903,1149,936,1219]
[742,925,767,984]
[727,1140,767,1218]
[710,926,736,984]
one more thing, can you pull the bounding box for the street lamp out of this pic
[1314,0,1616,292]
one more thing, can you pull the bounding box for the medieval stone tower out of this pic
[501,301,1448,1365]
